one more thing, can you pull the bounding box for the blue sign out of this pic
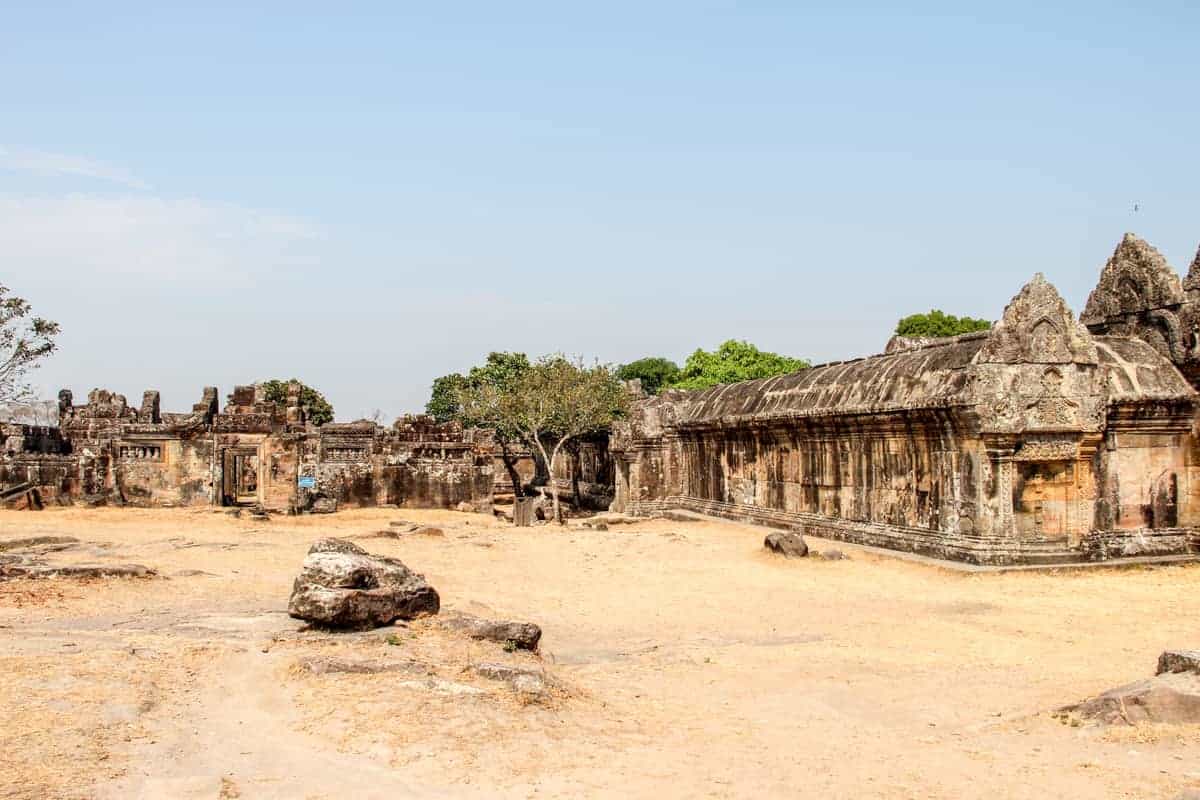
[298,476,316,489]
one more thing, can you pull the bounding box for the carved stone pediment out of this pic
[1184,244,1200,294]
[976,274,1098,365]
[1081,233,1184,324]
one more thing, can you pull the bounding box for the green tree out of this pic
[615,357,680,395]
[259,379,334,426]
[1,282,60,404]
[894,310,991,338]
[458,355,630,522]
[668,340,809,392]
[427,352,533,497]
[426,373,469,423]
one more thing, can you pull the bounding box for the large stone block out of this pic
[287,538,439,629]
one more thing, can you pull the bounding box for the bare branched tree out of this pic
[0,283,60,404]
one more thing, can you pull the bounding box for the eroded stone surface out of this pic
[1157,650,1200,675]
[472,662,548,697]
[1,386,494,514]
[438,611,542,651]
[1058,672,1200,726]
[287,538,440,630]
[296,656,434,676]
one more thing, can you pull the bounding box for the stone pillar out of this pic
[985,436,1017,539]
[1072,434,1102,547]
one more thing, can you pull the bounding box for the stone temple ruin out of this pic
[1,383,494,513]
[5,233,1200,566]
[609,235,1200,565]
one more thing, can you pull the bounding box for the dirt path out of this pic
[0,507,1197,798]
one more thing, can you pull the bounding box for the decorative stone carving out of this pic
[1181,244,1200,294]
[976,274,1098,365]
[1082,233,1184,324]
[1025,369,1079,427]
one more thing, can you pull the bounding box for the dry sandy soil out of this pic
[0,506,1197,799]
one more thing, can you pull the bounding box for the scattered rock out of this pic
[1058,672,1200,725]
[309,497,338,514]
[438,611,542,651]
[455,501,473,513]
[363,525,444,540]
[388,520,418,530]
[818,549,849,561]
[660,510,698,522]
[1,563,156,580]
[225,508,242,518]
[296,656,434,676]
[581,521,609,531]
[587,513,643,526]
[1157,650,1200,675]
[764,531,808,558]
[472,662,548,696]
[0,536,79,552]
[172,569,218,578]
[287,538,440,629]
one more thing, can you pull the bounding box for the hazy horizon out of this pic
[4,2,1199,421]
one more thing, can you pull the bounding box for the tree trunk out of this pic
[534,436,568,525]
[567,442,582,508]
[499,439,523,498]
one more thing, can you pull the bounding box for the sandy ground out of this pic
[0,506,1197,799]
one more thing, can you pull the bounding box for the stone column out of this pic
[984,436,1017,539]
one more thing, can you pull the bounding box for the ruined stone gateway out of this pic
[1,383,494,513]
[610,235,1200,565]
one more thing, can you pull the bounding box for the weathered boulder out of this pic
[1157,650,1200,675]
[818,549,849,561]
[288,538,440,629]
[764,531,808,558]
[1058,672,1200,726]
[438,611,542,651]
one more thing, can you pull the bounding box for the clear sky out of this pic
[3,2,1198,421]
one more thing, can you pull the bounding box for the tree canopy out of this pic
[426,352,531,426]
[259,379,334,426]
[426,373,469,423]
[0,282,60,404]
[668,340,809,392]
[894,309,991,338]
[615,357,680,395]
[457,355,630,520]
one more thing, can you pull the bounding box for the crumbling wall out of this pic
[3,388,494,514]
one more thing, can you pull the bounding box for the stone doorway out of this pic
[1014,460,1072,543]
[220,447,261,506]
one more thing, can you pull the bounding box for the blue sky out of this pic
[3,2,1198,420]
